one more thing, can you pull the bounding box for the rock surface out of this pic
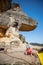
[0,1,39,65]
[0,2,37,37]
[0,0,12,12]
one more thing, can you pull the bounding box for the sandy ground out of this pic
[30,45,43,50]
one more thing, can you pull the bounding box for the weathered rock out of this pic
[0,2,37,37]
[0,0,12,13]
[0,1,39,65]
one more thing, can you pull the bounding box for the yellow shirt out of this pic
[37,52,43,65]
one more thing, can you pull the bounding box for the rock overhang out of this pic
[0,0,38,37]
[0,6,38,31]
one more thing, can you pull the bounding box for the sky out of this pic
[12,0,43,43]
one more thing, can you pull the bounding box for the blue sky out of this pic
[12,0,43,43]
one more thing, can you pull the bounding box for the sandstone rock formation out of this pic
[0,1,40,65]
[0,2,37,37]
[0,0,12,13]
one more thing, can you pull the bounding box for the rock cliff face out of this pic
[0,0,37,52]
[0,2,37,37]
[0,1,40,65]
[0,0,12,13]
[0,0,12,37]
